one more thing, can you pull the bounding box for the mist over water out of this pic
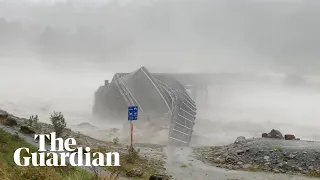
[1,0,320,146]
[193,82,320,146]
[0,58,114,126]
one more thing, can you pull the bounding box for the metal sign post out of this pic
[128,106,138,151]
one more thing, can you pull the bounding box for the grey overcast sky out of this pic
[0,0,319,74]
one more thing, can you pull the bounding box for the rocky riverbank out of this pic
[4,107,320,179]
[1,108,115,148]
[194,130,320,178]
[0,108,169,179]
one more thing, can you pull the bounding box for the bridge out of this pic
[95,67,198,146]
[104,71,280,110]
[152,72,277,108]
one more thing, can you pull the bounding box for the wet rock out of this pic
[225,156,237,165]
[219,158,226,164]
[264,162,271,166]
[226,164,233,169]
[213,158,220,163]
[0,115,18,126]
[282,163,296,171]
[234,136,246,144]
[242,164,252,169]
[126,168,143,177]
[284,134,295,140]
[0,109,8,117]
[279,169,286,173]
[149,174,170,180]
[20,125,36,134]
[264,156,270,161]
[288,154,296,159]
[268,129,284,139]
[236,150,246,155]
[7,114,20,121]
[262,133,268,138]
[196,132,320,176]
[272,168,280,173]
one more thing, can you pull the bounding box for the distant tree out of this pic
[50,112,67,137]
[24,115,39,129]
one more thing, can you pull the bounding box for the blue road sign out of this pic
[128,106,138,120]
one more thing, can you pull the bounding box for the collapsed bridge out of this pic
[93,66,197,146]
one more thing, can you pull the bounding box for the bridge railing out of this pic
[157,80,197,146]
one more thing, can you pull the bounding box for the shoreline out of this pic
[2,108,320,179]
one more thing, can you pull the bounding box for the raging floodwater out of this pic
[2,60,320,180]
[192,83,320,146]
[1,59,320,146]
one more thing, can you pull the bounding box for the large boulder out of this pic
[234,136,246,144]
[267,129,284,139]
[285,134,296,140]
[0,109,8,117]
[20,125,36,134]
[0,119,17,126]
[149,174,170,180]
[0,114,18,126]
[7,114,19,122]
[262,129,284,139]
[126,168,143,177]
[262,133,268,138]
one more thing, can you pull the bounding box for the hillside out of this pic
[0,108,168,180]
[0,128,94,180]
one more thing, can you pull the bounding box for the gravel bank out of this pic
[193,137,320,177]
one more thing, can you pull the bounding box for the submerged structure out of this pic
[93,66,197,146]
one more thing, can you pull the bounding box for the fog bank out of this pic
[1,0,320,145]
